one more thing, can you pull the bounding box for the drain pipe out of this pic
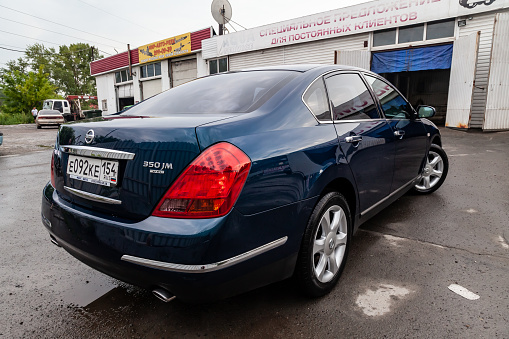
[153,288,176,302]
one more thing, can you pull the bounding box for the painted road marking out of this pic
[448,284,480,300]
[498,235,509,249]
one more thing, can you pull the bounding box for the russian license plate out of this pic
[67,155,118,186]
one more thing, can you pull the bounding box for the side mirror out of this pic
[417,105,436,118]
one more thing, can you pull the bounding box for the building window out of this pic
[373,29,397,47]
[427,19,455,40]
[140,62,162,78]
[209,57,228,74]
[115,69,133,83]
[398,24,424,43]
[373,19,455,47]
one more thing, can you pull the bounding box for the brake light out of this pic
[152,142,251,219]
[50,151,56,187]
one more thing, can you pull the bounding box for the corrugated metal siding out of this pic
[230,33,368,71]
[458,12,496,128]
[336,50,371,69]
[191,28,212,52]
[445,32,479,129]
[202,38,217,60]
[483,12,509,130]
[90,49,138,76]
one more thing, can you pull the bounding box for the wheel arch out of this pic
[318,177,357,226]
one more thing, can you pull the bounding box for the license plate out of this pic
[67,155,118,186]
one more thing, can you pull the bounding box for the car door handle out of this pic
[394,130,405,138]
[345,135,362,143]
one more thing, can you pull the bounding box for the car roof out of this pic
[238,64,367,73]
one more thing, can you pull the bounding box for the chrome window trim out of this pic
[61,145,135,160]
[64,186,122,205]
[301,76,332,123]
[121,236,288,273]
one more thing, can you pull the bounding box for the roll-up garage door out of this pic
[171,59,197,87]
[142,79,162,100]
[117,83,133,98]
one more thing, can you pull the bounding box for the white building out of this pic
[200,0,509,130]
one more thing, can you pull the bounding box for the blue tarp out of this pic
[371,44,453,74]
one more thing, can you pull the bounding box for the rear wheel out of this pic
[414,144,448,194]
[36,124,41,129]
[296,192,351,297]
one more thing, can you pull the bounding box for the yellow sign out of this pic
[138,33,192,63]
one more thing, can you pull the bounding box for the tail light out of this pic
[50,151,56,187]
[152,142,251,219]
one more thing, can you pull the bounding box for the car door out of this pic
[363,74,427,192]
[324,72,396,213]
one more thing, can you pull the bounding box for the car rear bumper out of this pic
[41,182,312,301]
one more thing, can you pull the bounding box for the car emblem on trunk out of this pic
[85,129,95,144]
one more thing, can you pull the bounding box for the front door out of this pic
[364,74,427,192]
[324,72,396,213]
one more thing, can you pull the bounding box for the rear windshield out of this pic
[122,71,298,116]
[39,110,60,116]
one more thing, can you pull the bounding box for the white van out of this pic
[42,99,71,120]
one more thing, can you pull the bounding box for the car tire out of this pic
[36,124,41,129]
[296,192,351,297]
[413,144,449,194]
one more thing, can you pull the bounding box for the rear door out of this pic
[325,72,396,213]
[363,74,427,192]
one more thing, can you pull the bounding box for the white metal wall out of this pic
[229,33,369,71]
[483,12,509,130]
[458,12,496,128]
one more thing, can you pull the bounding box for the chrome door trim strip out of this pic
[360,176,421,217]
[61,145,135,160]
[121,236,288,273]
[64,186,122,205]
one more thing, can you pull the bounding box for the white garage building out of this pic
[201,0,509,130]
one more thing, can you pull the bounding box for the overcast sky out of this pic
[0,0,371,68]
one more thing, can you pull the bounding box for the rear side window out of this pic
[324,73,379,121]
[303,78,331,121]
[364,75,414,119]
[123,71,298,116]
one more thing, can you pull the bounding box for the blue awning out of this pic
[371,44,453,74]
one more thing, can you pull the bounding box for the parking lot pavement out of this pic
[0,125,508,338]
[0,124,58,156]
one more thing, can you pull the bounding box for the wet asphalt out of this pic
[0,124,508,338]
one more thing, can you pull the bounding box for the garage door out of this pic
[171,59,197,87]
[117,83,133,98]
[142,79,162,100]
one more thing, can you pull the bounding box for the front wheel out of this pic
[296,192,352,297]
[414,144,448,194]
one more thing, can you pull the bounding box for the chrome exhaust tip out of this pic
[152,288,176,303]
[50,236,61,247]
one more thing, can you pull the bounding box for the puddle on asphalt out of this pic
[59,275,117,307]
[355,284,413,317]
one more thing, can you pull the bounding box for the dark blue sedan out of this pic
[41,65,448,302]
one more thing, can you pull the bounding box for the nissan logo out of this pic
[85,129,95,144]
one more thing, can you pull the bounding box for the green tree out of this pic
[52,43,100,96]
[0,66,57,114]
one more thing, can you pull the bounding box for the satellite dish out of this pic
[211,0,232,25]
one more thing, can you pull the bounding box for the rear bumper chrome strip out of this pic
[64,186,122,205]
[61,145,135,160]
[121,236,288,273]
